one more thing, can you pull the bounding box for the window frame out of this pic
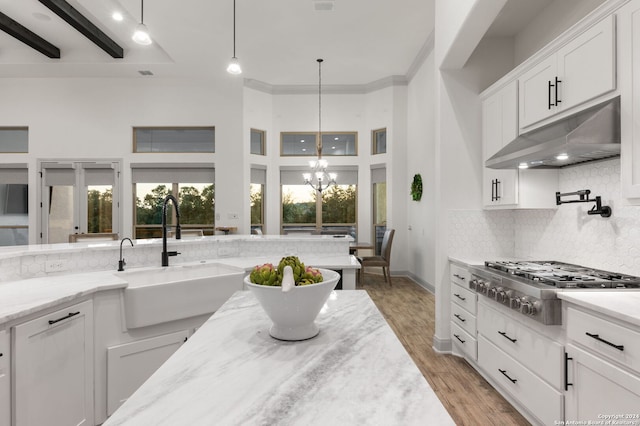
[372,128,387,155]
[133,126,216,153]
[250,128,266,156]
[280,131,358,157]
[0,127,29,153]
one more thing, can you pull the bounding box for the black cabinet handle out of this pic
[48,311,80,325]
[498,331,517,343]
[454,334,465,344]
[495,180,501,200]
[0,353,3,357]
[453,274,466,281]
[453,293,466,301]
[499,368,517,384]
[548,80,554,109]
[454,313,466,323]
[554,77,562,106]
[565,352,573,391]
[586,332,624,351]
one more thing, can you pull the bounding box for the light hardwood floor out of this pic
[358,272,530,426]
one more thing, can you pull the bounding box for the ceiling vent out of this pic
[314,1,335,12]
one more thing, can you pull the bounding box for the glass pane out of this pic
[135,183,172,227]
[281,133,316,156]
[250,129,265,155]
[321,133,357,156]
[373,129,386,154]
[282,184,316,224]
[373,182,387,255]
[0,183,28,246]
[321,185,356,223]
[178,183,215,225]
[87,185,113,233]
[0,128,28,153]
[48,185,75,244]
[250,183,263,226]
[134,128,215,153]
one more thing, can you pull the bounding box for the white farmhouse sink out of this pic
[119,263,244,329]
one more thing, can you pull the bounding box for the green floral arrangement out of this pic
[411,174,423,201]
[249,256,323,286]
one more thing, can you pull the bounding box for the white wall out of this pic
[514,0,606,65]
[0,76,245,242]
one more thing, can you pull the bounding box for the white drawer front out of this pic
[451,303,476,337]
[478,302,563,389]
[0,329,9,426]
[567,306,640,375]
[450,282,476,314]
[478,336,563,426]
[451,322,477,361]
[450,263,470,287]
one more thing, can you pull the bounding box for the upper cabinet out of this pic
[519,15,617,131]
[482,81,558,209]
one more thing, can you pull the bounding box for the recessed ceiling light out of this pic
[332,146,336,149]
[518,162,529,169]
[112,11,124,21]
[32,12,51,21]
[302,148,307,152]
[300,139,305,143]
[334,137,339,140]
[556,153,569,161]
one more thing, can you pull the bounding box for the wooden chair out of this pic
[358,228,395,286]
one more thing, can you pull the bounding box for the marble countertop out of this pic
[103,290,454,426]
[558,291,640,327]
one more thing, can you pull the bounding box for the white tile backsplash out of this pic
[448,158,640,275]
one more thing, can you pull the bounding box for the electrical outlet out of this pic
[45,259,69,273]
[215,213,221,221]
[227,213,239,220]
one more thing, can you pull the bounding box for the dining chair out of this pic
[358,228,395,286]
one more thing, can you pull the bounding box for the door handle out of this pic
[548,80,554,109]
[554,77,562,106]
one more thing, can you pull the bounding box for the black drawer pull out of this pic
[48,311,80,325]
[454,313,466,322]
[0,353,3,357]
[586,332,624,351]
[453,293,466,301]
[454,334,465,344]
[499,368,517,384]
[565,352,573,391]
[498,331,517,343]
[453,274,466,281]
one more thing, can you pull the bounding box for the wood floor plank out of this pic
[358,272,530,426]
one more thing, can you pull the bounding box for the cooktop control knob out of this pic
[510,297,521,310]
[476,281,485,293]
[520,300,537,316]
[495,288,507,303]
[469,279,478,291]
[487,287,497,298]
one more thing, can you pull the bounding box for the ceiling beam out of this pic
[38,0,124,58]
[0,12,61,58]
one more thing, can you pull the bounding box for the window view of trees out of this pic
[87,186,113,233]
[250,184,264,229]
[322,185,356,224]
[135,183,214,239]
[282,184,356,235]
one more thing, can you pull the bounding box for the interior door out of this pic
[40,161,120,244]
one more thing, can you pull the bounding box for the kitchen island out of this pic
[103,290,454,425]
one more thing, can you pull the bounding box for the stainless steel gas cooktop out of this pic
[484,260,640,289]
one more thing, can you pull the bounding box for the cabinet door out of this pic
[13,300,94,426]
[565,343,640,422]
[519,55,557,129]
[619,0,640,199]
[557,15,616,113]
[107,329,189,415]
[0,330,9,426]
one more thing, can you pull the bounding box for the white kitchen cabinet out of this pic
[482,81,558,209]
[449,262,477,361]
[13,299,94,426]
[519,15,616,130]
[564,304,640,422]
[619,0,640,200]
[0,329,9,426]
[565,343,640,422]
[107,329,190,415]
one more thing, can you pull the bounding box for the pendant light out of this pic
[132,0,152,45]
[303,58,337,193]
[226,0,242,75]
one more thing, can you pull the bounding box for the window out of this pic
[250,168,266,233]
[281,132,357,156]
[372,167,387,255]
[372,128,387,154]
[133,127,215,153]
[280,168,357,238]
[132,164,215,239]
[250,129,266,155]
[0,165,28,246]
[0,127,28,153]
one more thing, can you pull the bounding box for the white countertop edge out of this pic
[558,291,640,328]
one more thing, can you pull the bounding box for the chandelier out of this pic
[303,58,337,193]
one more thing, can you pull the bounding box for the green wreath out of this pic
[411,174,422,201]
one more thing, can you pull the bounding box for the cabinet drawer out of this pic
[478,302,563,389]
[0,329,9,426]
[450,264,470,287]
[451,322,477,361]
[567,306,640,374]
[478,336,563,426]
[451,303,476,337]
[450,283,476,314]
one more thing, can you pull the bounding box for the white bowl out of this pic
[245,268,340,341]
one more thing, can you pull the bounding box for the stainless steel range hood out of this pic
[485,97,620,169]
